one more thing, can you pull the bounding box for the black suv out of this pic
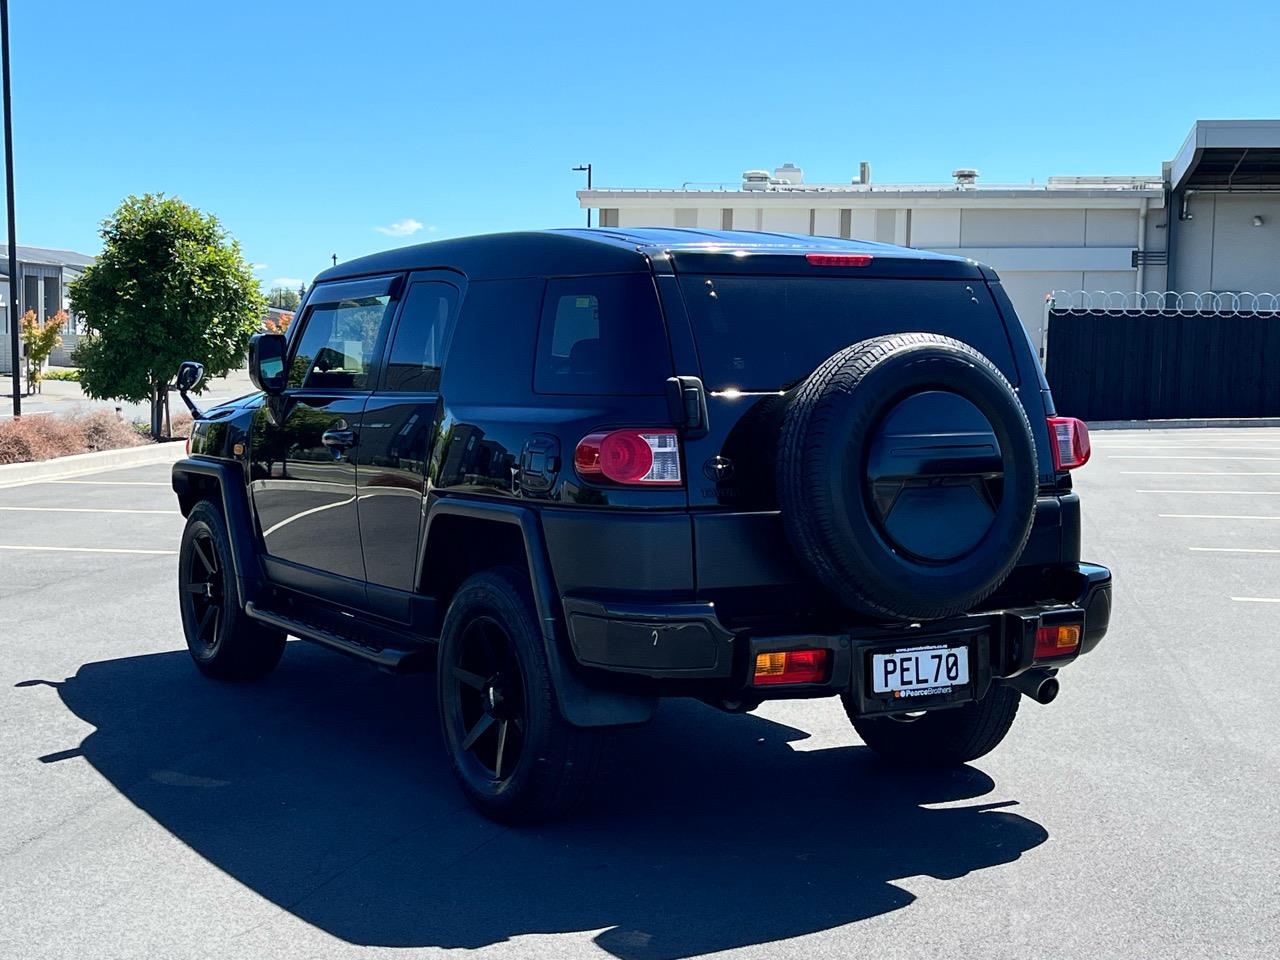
[172,229,1111,823]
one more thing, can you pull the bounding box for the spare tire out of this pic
[777,333,1037,621]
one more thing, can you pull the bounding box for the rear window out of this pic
[679,276,1019,391]
[534,274,671,395]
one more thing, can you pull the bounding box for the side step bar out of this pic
[245,601,430,673]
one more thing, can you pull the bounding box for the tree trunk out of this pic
[150,381,164,440]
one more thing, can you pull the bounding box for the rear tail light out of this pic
[1047,416,1091,470]
[574,429,681,485]
[1035,623,1082,660]
[753,649,830,686]
[806,253,873,267]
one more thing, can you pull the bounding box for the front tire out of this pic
[438,567,600,824]
[179,501,285,681]
[843,685,1021,766]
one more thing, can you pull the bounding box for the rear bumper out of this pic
[561,562,1112,710]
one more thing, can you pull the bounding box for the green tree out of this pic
[69,194,265,438]
[267,286,301,310]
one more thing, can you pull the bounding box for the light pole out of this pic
[572,164,592,228]
[1,0,19,416]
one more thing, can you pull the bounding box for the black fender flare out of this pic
[423,497,657,729]
[171,457,267,605]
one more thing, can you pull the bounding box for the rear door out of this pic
[667,270,1021,510]
[357,272,462,617]
[250,276,400,593]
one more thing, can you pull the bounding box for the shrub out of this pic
[42,368,81,382]
[0,410,148,464]
[77,410,148,453]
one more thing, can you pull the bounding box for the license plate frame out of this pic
[865,637,976,704]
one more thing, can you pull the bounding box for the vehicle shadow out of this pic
[30,643,1048,959]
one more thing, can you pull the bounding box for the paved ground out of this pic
[0,368,255,422]
[2,428,1278,960]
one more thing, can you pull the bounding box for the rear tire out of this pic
[843,685,1021,766]
[179,501,286,681]
[437,566,601,824]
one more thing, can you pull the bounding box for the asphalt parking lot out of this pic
[2,429,1278,960]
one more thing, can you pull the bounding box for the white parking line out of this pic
[1121,471,1280,476]
[47,480,170,487]
[1159,514,1280,520]
[0,545,176,555]
[0,506,173,515]
[1231,597,1280,604]
[1190,547,1280,554]
[1110,456,1280,461]
[1136,489,1280,495]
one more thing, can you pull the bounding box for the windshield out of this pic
[679,275,1019,391]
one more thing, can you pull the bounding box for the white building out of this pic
[579,120,1280,344]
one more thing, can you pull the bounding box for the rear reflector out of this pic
[574,429,681,485]
[1047,416,1091,470]
[806,253,873,267]
[753,649,830,686]
[1035,623,1082,659]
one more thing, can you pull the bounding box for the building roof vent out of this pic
[742,169,772,191]
[952,167,979,187]
[774,162,804,185]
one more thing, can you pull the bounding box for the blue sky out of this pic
[10,0,1280,291]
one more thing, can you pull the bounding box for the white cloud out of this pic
[269,277,304,289]
[251,263,268,271]
[374,218,425,237]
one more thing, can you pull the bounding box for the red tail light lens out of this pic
[806,253,873,267]
[575,429,681,485]
[1035,622,1082,660]
[754,649,831,685]
[1047,416,1091,470]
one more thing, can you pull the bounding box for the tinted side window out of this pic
[534,274,672,396]
[290,295,394,389]
[439,279,541,405]
[384,282,459,392]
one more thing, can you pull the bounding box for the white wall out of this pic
[1175,193,1280,292]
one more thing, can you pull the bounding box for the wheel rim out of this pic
[449,616,526,783]
[183,530,223,654]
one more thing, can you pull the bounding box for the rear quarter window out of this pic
[534,274,672,396]
[679,276,1019,391]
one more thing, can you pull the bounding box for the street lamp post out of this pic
[1,0,19,416]
[572,164,592,228]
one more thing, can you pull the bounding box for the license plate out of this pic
[871,643,969,697]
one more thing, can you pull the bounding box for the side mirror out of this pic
[249,333,288,395]
[176,361,205,393]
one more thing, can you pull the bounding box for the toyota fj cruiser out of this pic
[172,229,1112,823]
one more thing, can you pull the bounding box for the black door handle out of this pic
[321,429,356,450]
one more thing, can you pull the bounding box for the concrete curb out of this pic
[0,442,186,488]
[1089,418,1280,431]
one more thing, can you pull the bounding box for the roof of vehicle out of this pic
[314,228,985,284]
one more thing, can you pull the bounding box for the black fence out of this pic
[1045,308,1280,421]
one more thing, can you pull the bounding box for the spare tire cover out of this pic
[777,332,1037,621]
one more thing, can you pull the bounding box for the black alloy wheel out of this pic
[437,567,601,824]
[448,616,527,782]
[183,529,224,656]
[178,501,286,681]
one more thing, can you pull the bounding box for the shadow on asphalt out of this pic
[28,642,1048,959]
